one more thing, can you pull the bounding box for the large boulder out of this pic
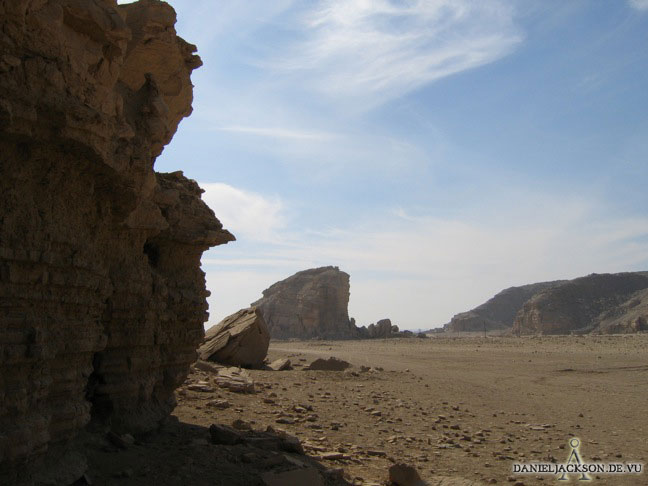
[198,308,270,368]
[252,266,359,340]
[0,0,233,481]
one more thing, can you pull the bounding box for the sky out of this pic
[119,0,648,330]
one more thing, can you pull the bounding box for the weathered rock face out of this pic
[594,288,648,334]
[198,307,270,368]
[252,267,358,340]
[444,281,565,332]
[0,0,232,478]
[358,318,401,338]
[513,273,648,335]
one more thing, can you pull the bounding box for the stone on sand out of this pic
[389,463,428,486]
[198,307,270,368]
[215,367,256,393]
[268,358,292,371]
[306,357,351,371]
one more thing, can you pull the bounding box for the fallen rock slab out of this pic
[215,367,256,393]
[198,307,270,368]
[193,360,224,374]
[307,357,351,371]
[268,358,292,371]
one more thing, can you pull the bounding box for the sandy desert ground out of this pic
[85,334,647,485]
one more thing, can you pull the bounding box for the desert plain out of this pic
[80,334,648,485]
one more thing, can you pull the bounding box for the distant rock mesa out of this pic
[252,266,359,340]
[0,0,233,481]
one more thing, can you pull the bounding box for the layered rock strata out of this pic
[0,0,233,479]
[198,307,270,368]
[512,272,648,335]
[443,281,564,332]
[252,267,358,340]
[594,287,648,334]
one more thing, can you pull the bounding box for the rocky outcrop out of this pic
[357,318,413,339]
[0,0,232,481]
[368,319,395,338]
[512,272,648,335]
[252,267,359,340]
[594,288,648,334]
[444,281,564,332]
[198,307,270,368]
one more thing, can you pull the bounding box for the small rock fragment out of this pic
[388,463,428,486]
[268,358,292,371]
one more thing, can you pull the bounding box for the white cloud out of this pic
[629,0,648,11]
[200,183,286,243]
[271,0,522,105]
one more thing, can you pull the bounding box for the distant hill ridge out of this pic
[446,271,648,335]
[512,272,648,335]
[443,280,565,332]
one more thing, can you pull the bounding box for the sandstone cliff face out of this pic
[0,0,232,479]
[444,281,564,332]
[512,273,648,335]
[252,267,358,340]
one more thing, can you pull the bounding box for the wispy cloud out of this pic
[200,183,286,243]
[629,0,648,11]
[271,0,522,105]
[213,125,336,141]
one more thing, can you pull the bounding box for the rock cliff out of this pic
[443,281,564,332]
[0,0,233,481]
[252,267,359,340]
[512,272,648,335]
[593,287,648,334]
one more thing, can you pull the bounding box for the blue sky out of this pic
[120,0,648,330]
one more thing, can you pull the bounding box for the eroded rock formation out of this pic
[252,267,359,340]
[443,281,565,332]
[0,0,232,481]
[594,287,648,334]
[512,272,648,335]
